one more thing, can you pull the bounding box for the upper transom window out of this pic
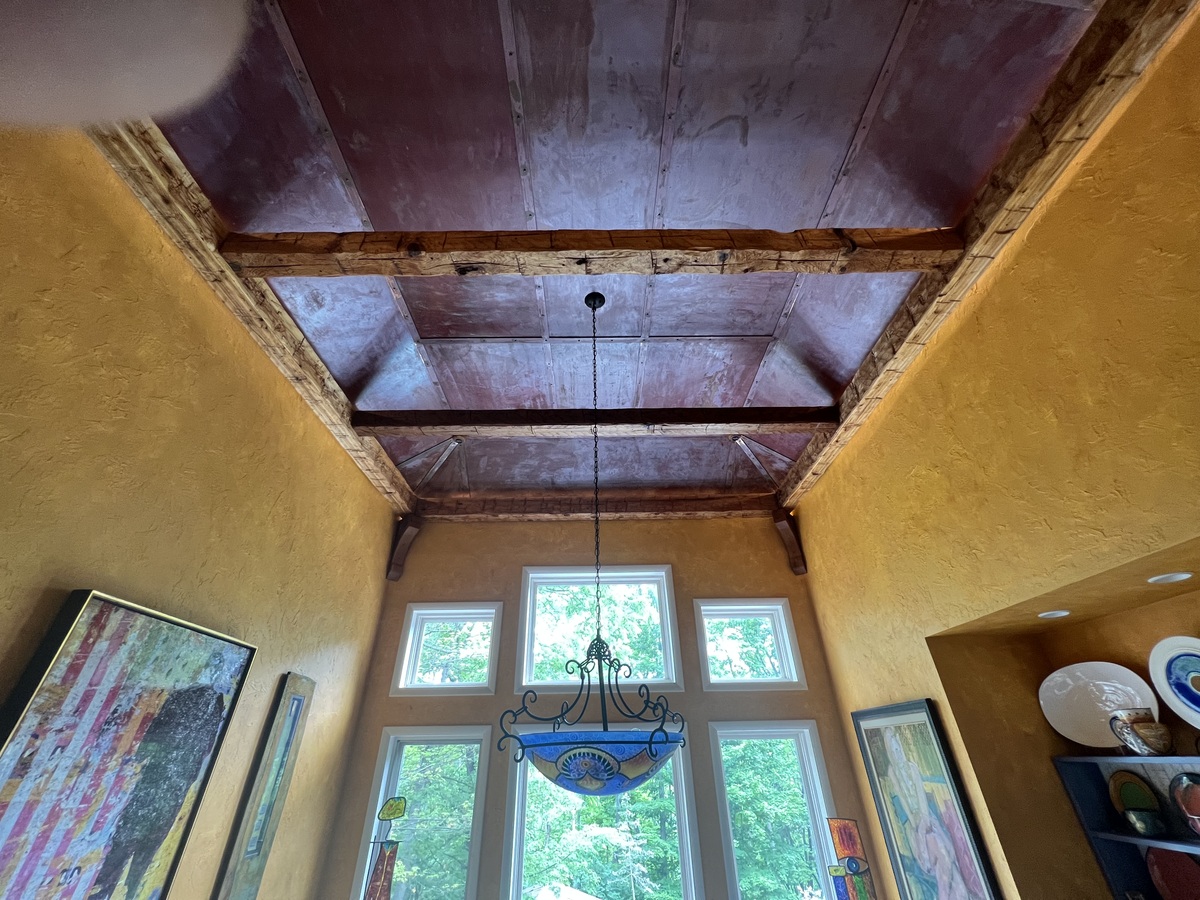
[519,566,682,691]
[694,598,805,690]
[392,602,502,695]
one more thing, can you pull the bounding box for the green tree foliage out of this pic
[521,760,683,900]
[719,738,824,900]
[703,615,782,680]
[383,742,480,900]
[413,619,493,685]
[531,584,665,683]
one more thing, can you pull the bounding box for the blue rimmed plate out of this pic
[1150,637,1200,730]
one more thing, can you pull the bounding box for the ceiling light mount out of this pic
[497,291,685,796]
[1147,572,1193,585]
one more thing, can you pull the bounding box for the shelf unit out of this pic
[1055,755,1200,899]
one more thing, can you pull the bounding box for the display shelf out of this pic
[1093,831,1200,854]
[1053,754,1200,898]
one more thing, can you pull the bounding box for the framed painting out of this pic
[0,589,254,899]
[216,671,316,900]
[851,700,999,900]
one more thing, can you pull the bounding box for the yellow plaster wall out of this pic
[323,518,870,900]
[0,130,394,900]
[796,15,1200,900]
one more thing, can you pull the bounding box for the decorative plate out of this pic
[1150,636,1200,729]
[1108,770,1159,814]
[1038,662,1159,747]
[1169,773,1200,836]
[1146,847,1200,900]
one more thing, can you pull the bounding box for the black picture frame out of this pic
[851,699,1000,900]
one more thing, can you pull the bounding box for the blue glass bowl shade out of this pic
[521,731,684,796]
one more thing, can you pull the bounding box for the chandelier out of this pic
[497,291,686,796]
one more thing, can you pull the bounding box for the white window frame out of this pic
[499,724,705,900]
[518,566,683,692]
[391,601,503,696]
[351,725,492,900]
[709,720,838,900]
[694,598,806,691]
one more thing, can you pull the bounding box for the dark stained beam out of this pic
[221,227,963,278]
[87,121,416,513]
[353,407,839,439]
[779,0,1200,508]
[417,493,777,521]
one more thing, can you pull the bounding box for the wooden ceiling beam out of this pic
[221,227,963,278]
[777,0,1200,508]
[417,493,777,521]
[353,407,839,439]
[87,121,416,514]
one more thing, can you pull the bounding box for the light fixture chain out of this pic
[592,302,601,638]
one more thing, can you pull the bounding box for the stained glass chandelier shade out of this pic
[497,292,686,796]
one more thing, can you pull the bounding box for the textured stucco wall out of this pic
[0,130,394,900]
[796,14,1200,900]
[323,517,870,900]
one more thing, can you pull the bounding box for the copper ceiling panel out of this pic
[398,276,543,339]
[648,273,794,336]
[747,433,812,462]
[639,340,768,407]
[544,275,646,337]
[422,436,763,492]
[279,0,526,230]
[661,0,908,230]
[424,342,553,409]
[268,276,431,406]
[158,3,364,231]
[822,0,1093,227]
[550,341,642,408]
[747,344,842,408]
[510,0,673,228]
[750,272,920,406]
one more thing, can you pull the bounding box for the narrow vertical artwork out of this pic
[827,818,878,900]
[0,590,254,899]
[215,672,316,900]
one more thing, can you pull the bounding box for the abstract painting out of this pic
[215,672,314,900]
[827,818,878,900]
[851,700,998,900]
[0,589,254,899]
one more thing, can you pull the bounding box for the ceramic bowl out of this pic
[1039,662,1159,747]
[1110,707,1174,755]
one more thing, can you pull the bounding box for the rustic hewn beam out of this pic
[353,407,839,439]
[417,493,777,521]
[221,227,963,278]
[87,121,415,514]
[779,0,1200,508]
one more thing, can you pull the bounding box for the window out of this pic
[392,602,502,695]
[519,567,681,690]
[355,726,491,900]
[694,599,805,690]
[710,722,837,900]
[503,728,703,900]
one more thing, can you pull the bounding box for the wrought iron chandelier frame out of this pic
[496,291,687,796]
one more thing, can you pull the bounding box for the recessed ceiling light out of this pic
[1038,610,1071,619]
[1148,572,1194,584]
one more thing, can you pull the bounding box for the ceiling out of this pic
[155,0,1095,505]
